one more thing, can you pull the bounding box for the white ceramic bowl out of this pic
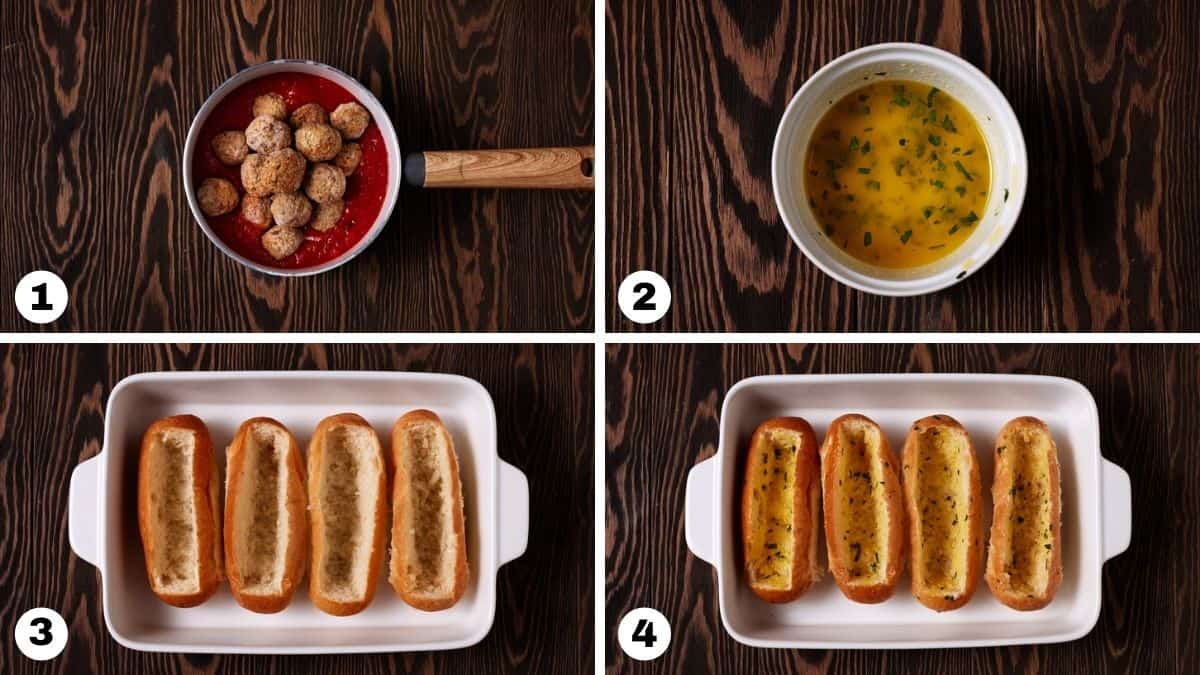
[183,60,402,277]
[772,43,1027,296]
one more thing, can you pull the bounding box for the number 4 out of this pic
[631,618,657,648]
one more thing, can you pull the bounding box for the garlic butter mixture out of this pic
[803,80,991,268]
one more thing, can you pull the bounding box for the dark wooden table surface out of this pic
[0,343,593,674]
[0,1,594,332]
[606,343,1198,673]
[606,0,1200,331]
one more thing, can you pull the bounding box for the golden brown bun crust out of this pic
[307,412,387,616]
[901,415,982,612]
[224,416,308,614]
[390,409,469,611]
[138,414,222,607]
[820,413,905,604]
[740,417,820,603]
[985,416,1063,611]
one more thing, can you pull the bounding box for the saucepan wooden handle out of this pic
[403,146,594,190]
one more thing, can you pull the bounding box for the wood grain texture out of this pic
[606,0,1200,331]
[0,0,594,332]
[0,344,593,674]
[419,147,595,189]
[606,343,1199,673]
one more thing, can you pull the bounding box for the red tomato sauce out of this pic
[192,72,389,269]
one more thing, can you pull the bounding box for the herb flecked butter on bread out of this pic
[986,417,1063,611]
[820,414,905,603]
[740,417,822,603]
[902,415,983,611]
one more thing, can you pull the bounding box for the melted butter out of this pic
[1003,430,1054,595]
[915,429,970,593]
[803,81,991,268]
[835,424,886,583]
[746,430,799,589]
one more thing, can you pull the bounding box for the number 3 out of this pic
[29,617,53,647]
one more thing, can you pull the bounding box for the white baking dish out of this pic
[684,374,1131,649]
[68,371,529,654]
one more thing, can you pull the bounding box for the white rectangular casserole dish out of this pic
[684,374,1131,649]
[68,371,529,654]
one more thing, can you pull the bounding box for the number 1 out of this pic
[31,283,52,311]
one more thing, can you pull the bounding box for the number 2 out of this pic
[31,282,52,311]
[29,617,53,647]
[631,618,657,648]
[632,282,656,311]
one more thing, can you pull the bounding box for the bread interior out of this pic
[147,429,200,594]
[317,423,380,602]
[832,420,889,585]
[998,427,1055,596]
[399,422,457,597]
[232,422,289,594]
[745,429,801,590]
[914,427,971,596]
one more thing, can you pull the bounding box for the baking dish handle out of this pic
[69,455,102,568]
[1102,459,1132,561]
[685,457,717,566]
[498,459,529,566]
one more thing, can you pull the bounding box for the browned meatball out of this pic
[240,154,271,196]
[294,123,342,162]
[270,192,313,228]
[264,148,307,194]
[330,102,370,140]
[252,93,288,121]
[333,142,362,175]
[290,102,328,129]
[196,177,238,216]
[310,200,344,231]
[245,115,292,153]
[262,225,303,260]
[241,194,272,228]
[304,163,346,204]
[211,130,248,166]
[241,150,305,197]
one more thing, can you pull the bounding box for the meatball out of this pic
[330,102,370,139]
[294,123,342,162]
[211,130,248,166]
[196,177,238,216]
[240,154,271,197]
[290,102,328,128]
[310,200,344,231]
[262,225,303,260]
[333,142,362,175]
[304,163,346,204]
[245,115,292,153]
[252,93,288,121]
[241,194,272,228]
[270,192,313,228]
[264,148,307,194]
